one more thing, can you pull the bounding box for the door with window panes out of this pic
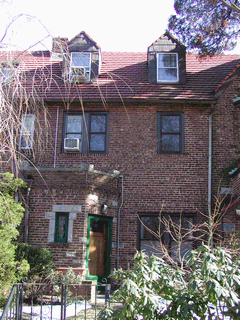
[86,215,112,284]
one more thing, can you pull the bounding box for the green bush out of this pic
[0,173,29,304]
[101,246,240,319]
[50,268,83,303]
[15,243,54,282]
[50,267,83,285]
[15,243,54,301]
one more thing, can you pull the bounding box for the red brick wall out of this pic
[231,174,240,198]
[212,78,240,197]
[21,102,212,269]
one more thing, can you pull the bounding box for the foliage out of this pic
[15,243,54,282]
[14,243,54,302]
[101,247,240,319]
[51,268,83,303]
[50,267,83,285]
[168,0,240,56]
[0,172,29,302]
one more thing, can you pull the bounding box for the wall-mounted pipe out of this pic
[24,178,33,243]
[53,107,59,168]
[208,113,213,246]
[117,175,124,270]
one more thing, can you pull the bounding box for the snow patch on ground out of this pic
[21,302,92,320]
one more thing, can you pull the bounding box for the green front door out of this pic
[86,215,112,284]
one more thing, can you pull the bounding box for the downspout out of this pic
[24,178,33,243]
[53,107,59,168]
[208,113,213,247]
[117,175,124,270]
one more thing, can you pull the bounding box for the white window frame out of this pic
[20,114,35,149]
[70,52,91,82]
[157,53,179,83]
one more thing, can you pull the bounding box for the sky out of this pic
[0,0,175,52]
[0,0,239,54]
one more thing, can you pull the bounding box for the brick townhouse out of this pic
[1,31,240,284]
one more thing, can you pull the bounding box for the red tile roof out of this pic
[1,50,240,104]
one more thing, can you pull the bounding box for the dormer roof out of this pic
[148,32,186,53]
[68,31,100,52]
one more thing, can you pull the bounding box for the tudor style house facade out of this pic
[1,31,240,284]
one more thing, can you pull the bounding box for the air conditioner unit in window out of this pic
[64,138,81,152]
[70,67,86,82]
[70,67,90,83]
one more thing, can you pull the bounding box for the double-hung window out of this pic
[70,52,91,82]
[63,112,108,153]
[55,213,69,243]
[20,114,35,149]
[157,53,178,83]
[158,112,184,154]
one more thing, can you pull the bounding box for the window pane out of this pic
[90,134,105,151]
[158,54,177,68]
[140,240,163,257]
[66,115,82,133]
[171,241,192,260]
[90,115,106,132]
[162,116,180,133]
[66,133,82,140]
[158,68,178,81]
[71,52,90,67]
[20,134,33,149]
[58,216,67,239]
[22,116,34,132]
[20,115,34,149]
[140,216,160,240]
[162,135,180,152]
[90,219,105,233]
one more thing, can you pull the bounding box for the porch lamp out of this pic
[101,202,108,215]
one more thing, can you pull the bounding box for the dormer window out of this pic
[70,52,91,82]
[157,53,178,83]
[148,33,186,85]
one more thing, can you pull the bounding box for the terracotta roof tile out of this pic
[1,50,240,104]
